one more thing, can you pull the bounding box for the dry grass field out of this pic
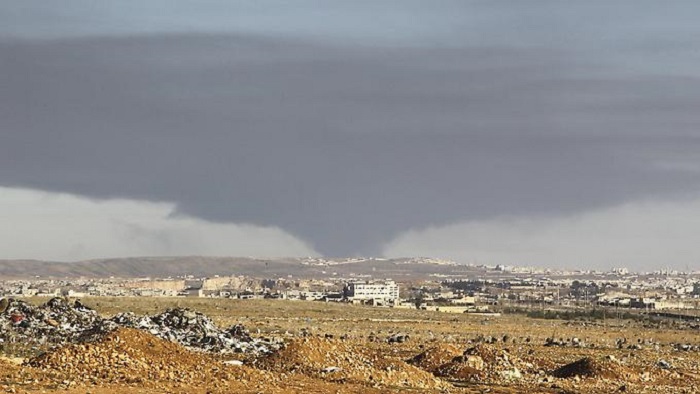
[78,297,699,348]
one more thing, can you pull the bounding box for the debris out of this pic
[387,333,409,344]
[0,299,279,357]
[671,343,699,352]
[110,308,282,355]
[9,312,24,324]
[501,367,522,380]
[0,298,107,357]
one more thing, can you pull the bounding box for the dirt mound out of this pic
[0,357,22,379]
[0,358,46,392]
[552,357,637,380]
[256,336,444,389]
[27,327,274,390]
[435,344,524,383]
[406,344,462,373]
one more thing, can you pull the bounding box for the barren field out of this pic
[2,297,700,393]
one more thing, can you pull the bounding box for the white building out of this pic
[344,280,399,302]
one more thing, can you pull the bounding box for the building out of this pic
[631,297,694,310]
[343,280,399,302]
[182,288,204,297]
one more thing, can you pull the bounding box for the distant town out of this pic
[2,257,700,317]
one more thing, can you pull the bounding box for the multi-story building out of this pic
[344,280,399,302]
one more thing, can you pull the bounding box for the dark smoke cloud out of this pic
[3,33,700,256]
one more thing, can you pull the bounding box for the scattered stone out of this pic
[26,327,275,389]
[406,344,462,373]
[387,333,409,344]
[434,344,525,384]
[256,336,445,389]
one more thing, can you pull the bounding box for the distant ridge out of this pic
[0,256,468,279]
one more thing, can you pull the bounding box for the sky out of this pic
[2,1,700,270]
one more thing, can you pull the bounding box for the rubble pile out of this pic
[0,298,110,356]
[406,344,462,373]
[26,328,276,390]
[110,308,281,355]
[551,356,637,381]
[256,336,445,389]
[435,344,526,383]
[0,299,278,357]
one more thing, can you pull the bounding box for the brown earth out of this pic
[7,328,408,394]
[255,336,446,390]
[26,328,273,389]
[551,356,637,380]
[434,344,529,383]
[2,297,700,393]
[406,343,462,373]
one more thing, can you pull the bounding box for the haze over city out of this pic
[3,1,700,271]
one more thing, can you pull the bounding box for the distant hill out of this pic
[0,256,483,280]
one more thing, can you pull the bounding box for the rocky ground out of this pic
[1,297,700,393]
